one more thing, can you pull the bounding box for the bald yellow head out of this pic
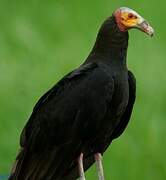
[114,7,154,37]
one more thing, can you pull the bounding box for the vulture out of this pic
[9,7,154,180]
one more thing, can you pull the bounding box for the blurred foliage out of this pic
[0,0,165,179]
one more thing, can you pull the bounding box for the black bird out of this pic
[9,7,154,180]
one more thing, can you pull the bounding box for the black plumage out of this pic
[9,15,136,180]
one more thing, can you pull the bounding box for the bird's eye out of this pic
[128,13,134,19]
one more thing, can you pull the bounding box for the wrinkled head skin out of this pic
[114,7,154,37]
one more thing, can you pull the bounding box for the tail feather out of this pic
[9,148,26,180]
[9,141,82,180]
[9,147,66,180]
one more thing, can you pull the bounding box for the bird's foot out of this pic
[94,153,105,180]
[78,152,86,180]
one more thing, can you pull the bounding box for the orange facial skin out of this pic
[114,9,140,31]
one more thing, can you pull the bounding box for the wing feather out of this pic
[111,70,136,139]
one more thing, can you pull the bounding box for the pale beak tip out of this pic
[138,20,154,38]
[147,25,154,37]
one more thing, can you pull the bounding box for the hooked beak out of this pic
[137,20,154,37]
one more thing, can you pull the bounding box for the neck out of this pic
[86,16,129,66]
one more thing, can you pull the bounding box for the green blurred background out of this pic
[0,0,165,179]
